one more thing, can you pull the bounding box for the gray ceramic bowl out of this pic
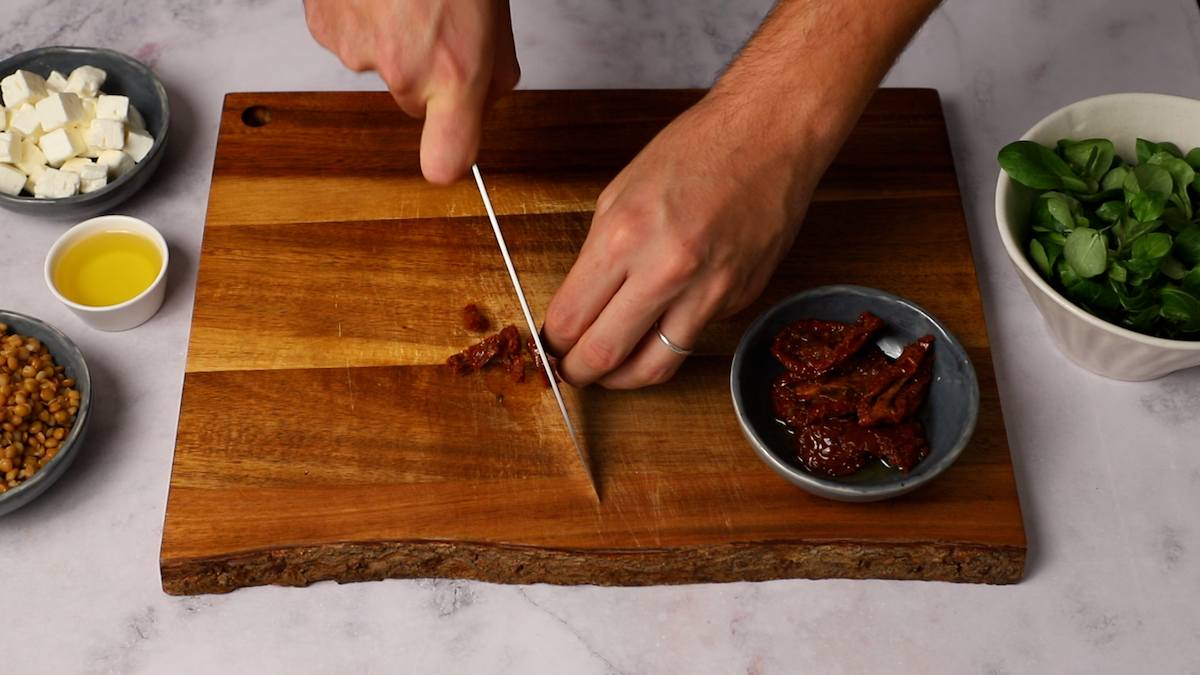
[0,46,169,219]
[0,310,92,516]
[730,285,979,502]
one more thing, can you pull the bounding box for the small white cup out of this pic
[44,215,169,332]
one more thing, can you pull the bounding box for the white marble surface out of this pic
[3,0,1200,672]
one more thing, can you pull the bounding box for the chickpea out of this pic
[0,325,79,492]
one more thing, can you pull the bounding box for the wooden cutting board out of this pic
[161,89,1025,595]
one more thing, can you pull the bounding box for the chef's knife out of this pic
[471,164,599,500]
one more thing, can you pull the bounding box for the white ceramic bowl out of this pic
[995,93,1200,381]
[44,215,169,331]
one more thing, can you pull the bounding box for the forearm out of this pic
[709,0,940,187]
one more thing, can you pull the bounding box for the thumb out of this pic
[420,92,485,185]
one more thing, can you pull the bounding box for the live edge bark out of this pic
[161,540,1025,595]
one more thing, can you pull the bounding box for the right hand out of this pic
[542,91,818,389]
[304,0,520,184]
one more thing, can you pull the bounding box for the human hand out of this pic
[542,92,826,389]
[304,0,520,184]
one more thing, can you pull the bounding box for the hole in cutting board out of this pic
[241,106,272,127]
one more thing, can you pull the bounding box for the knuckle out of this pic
[705,269,738,304]
[600,377,637,391]
[378,62,415,94]
[579,339,622,375]
[659,244,704,285]
[597,375,631,390]
[336,45,376,74]
[601,211,644,257]
[543,302,584,345]
[643,361,679,387]
[346,58,374,74]
[594,181,622,216]
[397,100,425,120]
[601,360,677,390]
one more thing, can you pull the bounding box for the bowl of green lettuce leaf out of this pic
[995,93,1200,380]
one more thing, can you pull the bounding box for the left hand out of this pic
[542,91,821,389]
[303,0,520,184]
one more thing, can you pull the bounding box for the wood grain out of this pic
[161,89,1025,594]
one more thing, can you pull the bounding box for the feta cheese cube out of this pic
[1,70,48,108]
[33,167,80,198]
[35,92,84,132]
[16,136,45,177]
[0,132,20,163]
[22,171,42,194]
[39,127,86,166]
[45,71,68,93]
[95,95,129,122]
[78,162,106,183]
[76,100,97,156]
[10,103,41,136]
[65,66,106,98]
[67,124,86,149]
[125,129,154,162]
[80,172,107,193]
[0,163,24,196]
[60,157,92,173]
[60,157,107,193]
[84,119,125,150]
[0,106,8,131]
[80,97,96,122]
[127,104,146,133]
[97,149,134,179]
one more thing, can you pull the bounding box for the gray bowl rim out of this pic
[729,284,980,501]
[0,309,92,509]
[0,45,170,209]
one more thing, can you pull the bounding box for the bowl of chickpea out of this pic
[0,310,90,516]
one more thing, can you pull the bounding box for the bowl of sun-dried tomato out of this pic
[0,310,91,516]
[730,285,978,502]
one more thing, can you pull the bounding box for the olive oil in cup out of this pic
[45,215,169,331]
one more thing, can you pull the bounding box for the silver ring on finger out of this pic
[654,321,694,356]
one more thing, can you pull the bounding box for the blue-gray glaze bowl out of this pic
[0,46,169,219]
[730,285,979,502]
[0,310,92,516]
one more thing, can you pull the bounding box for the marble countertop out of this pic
[3,1,1200,673]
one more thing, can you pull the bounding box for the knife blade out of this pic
[471,164,599,500]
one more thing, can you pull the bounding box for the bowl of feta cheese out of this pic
[0,46,168,218]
